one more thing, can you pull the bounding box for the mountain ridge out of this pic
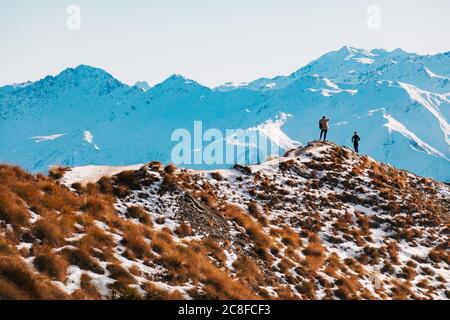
[0,47,449,181]
[0,141,448,300]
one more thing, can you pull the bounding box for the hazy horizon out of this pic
[1,0,449,87]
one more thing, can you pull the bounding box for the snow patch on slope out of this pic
[425,67,448,80]
[251,113,300,150]
[353,57,375,65]
[83,130,100,150]
[62,163,144,186]
[29,133,67,143]
[399,82,450,148]
[383,113,449,161]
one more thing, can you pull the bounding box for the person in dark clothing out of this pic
[352,132,361,153]
[319,116,329,142]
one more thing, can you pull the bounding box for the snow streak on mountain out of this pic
[0,47,449,180]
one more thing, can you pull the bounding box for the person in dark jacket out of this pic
[352,132,361,153]
[319,116,329,141]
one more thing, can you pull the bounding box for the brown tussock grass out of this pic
[126,206,152,225]
[233,256,264,285]
[0,186,30,226]
[32,217,65,246]
[210,172,223,181]
[175,222,193,238]
[164,163,177,175]
[121,229,151,260]
[0,254,68,300]
[81,197,115,220]
[78,273,102,299]
[302,234,326,271]
[63,248,104,274]
[144,282,185,300]
[32,246,68,282]
[334,276,361,300]
[223,205,272,252]
[48,166,70,180]
[107,262,136,285]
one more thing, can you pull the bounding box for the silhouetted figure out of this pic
[352,132,361,153]
[319,116,329,141]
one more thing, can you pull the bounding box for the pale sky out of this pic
[0,0,449,88]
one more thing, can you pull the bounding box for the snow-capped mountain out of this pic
[230,47,450,93]
[0,47,449,181]
[133,81,151,92]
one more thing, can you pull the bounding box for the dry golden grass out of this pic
[78,273,102,299]
[0,254,68,300]
[302,235,326,271]
[199,266,257,300]
[0,165,261,300]
[198,192,218,208]
[63,248,103,274]
[114,170,142,191]
[109,284,143,300]
[0,149,447,301]
[144,282,185,300]
[0,186,30,226]
[391,280,413,300]
[271,227,302,249]
[97,176,114,194]
[233,256,264,285]
[48,166,70,180]
[386,242,400,264]
[126,206,152,225]
[83,225,114,248]
[248,201,262,219]
[121,225,151,259]
[210,172,223,181]
[164,163,177,175]
[81,197,114,220]
[400,266,417,281]
[175,222,193,238]
[32,246,68,282]
[32,217,65,246]
[149,228,257,299]
[334,276,361,300]
[107,262,136,284]
[223,205,271,251]
[428,249,449,264]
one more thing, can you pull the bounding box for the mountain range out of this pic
[0,46,449,180]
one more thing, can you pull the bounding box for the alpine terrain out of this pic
[0,47,449,181]
[0,142,449,300]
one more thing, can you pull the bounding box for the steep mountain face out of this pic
[236,47,450,93]
[1,142,448,299]
[0,47,449,181]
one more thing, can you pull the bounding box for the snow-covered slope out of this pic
[0,48,449,181]
[2,142,448,300]
[235,47,450,93]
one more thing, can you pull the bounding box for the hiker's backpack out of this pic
[319,120,323,130]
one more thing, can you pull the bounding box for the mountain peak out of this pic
[164,74,192,83]
[134,81,151,92]
[153,74,208,90]
[40,65,127,94]
[58,64,116,80]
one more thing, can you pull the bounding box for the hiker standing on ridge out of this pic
[352,132,361,153]
[319,116,329,142]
